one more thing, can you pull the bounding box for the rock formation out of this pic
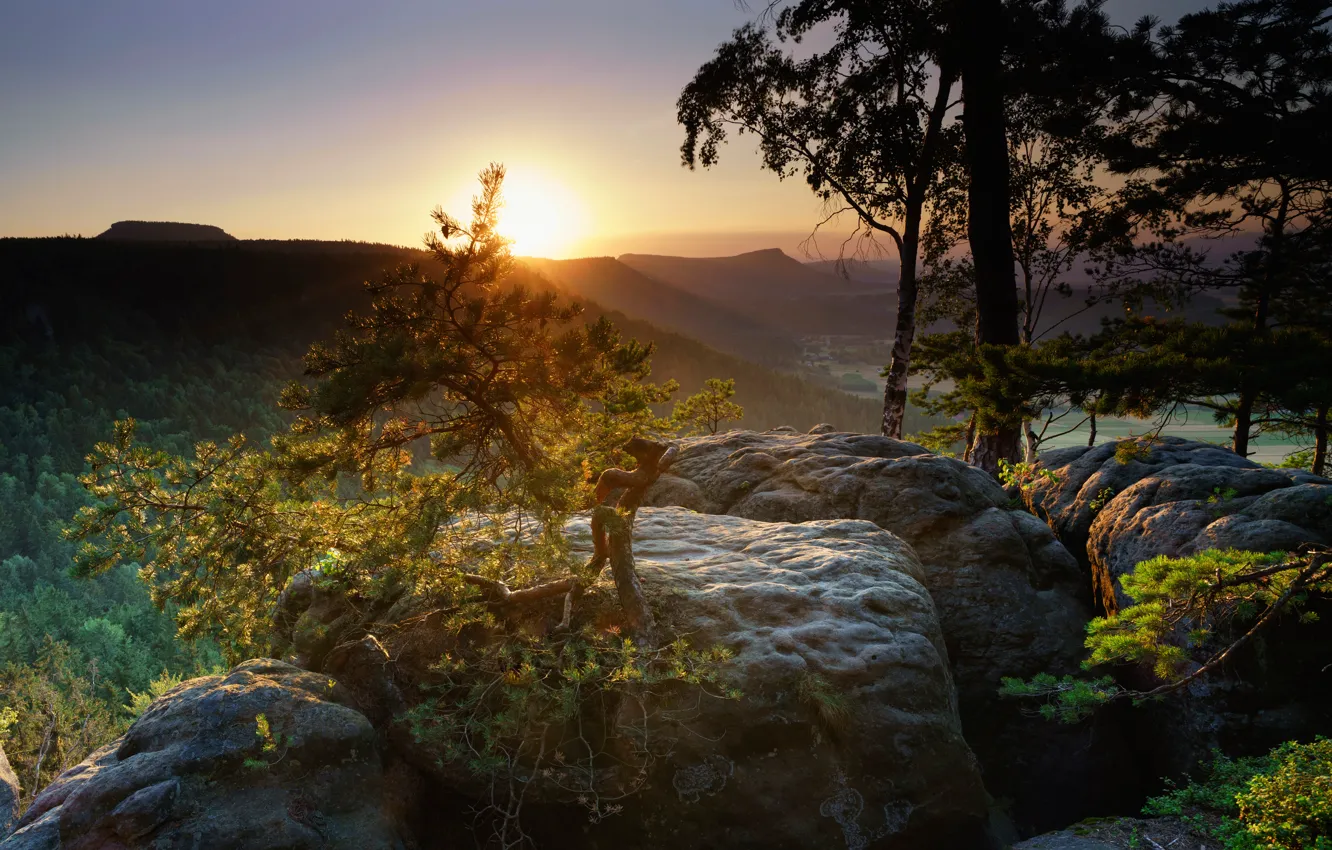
[1027,438,1332,675]
[0,744,18,838]
[1,661,401,850]
[558,509,990,849]
[641,430,1136,834]
[1026,437,1331,612]
[1027,437,1332,777]
[9,509,991,849]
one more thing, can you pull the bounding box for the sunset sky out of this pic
[2,0,1206,258]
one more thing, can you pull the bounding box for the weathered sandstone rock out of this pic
[274,507,993,848]
[1028,438,1332,778]
[1027,437,1331,612]
[0,661,403,850]
[562,509,991,849]
[1013,833,1120,850]
[640,431,1131,834]
[1014,817,1204,850]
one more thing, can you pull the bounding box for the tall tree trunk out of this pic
[1314,405,1329,477]
[1236,188,1287,457]
[880,69,957,439]
[881,230,920,439]
[1088,412,1097,447]
[957,0,1022,475]
[1232,392,1255,459]
[1023,422,1039,464]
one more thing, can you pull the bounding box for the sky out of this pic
[1,0,1207,258]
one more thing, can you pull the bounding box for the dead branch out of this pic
[463,574,578,606]
[584,438,676,647]
[595,505,656,647]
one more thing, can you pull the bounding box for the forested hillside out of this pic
[0,331,297,799]
[0,237,904,800]
[520,256,797,368]
[1,238,895,433]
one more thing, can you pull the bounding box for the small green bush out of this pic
[1143,739,1332,850]
[1114,437,1158,465]
[1238,738,1332,849]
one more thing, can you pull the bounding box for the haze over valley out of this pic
[3,2,1330,849]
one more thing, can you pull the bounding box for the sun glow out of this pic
[495,170,587,259]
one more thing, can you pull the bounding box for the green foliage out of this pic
[1270,450,1316,473]
[1002,548,1332,723]
[0,707,16,737]
[1143,740,1332,850]
[0,640,129,807]
[998,673,1121,724]
[1087,0,1332,456]
[1238,738,1332,850]
[1086,550,1303,680]
[404,614,737,824]
[1115,437,1159,465]
[0,327,269,804]
[242,713,288,772]
[68,165,658,658]
[997,459,1060,491]
[908,422,968,457]
[63,167,742,843]
[1207,486,1240,519]
[1089,487,1117,514]
[795,672,850,734]
[670,378,743,436]
[124,669,200,718]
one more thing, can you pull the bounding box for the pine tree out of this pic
[1090,0,1332,457]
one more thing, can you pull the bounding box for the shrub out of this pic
[1143,739,1332,850]
[1238,738,1332,849]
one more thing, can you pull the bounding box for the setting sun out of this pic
[494,170,586,258]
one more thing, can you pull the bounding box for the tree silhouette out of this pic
[1092,0,1332,458]
[678,0,961,439]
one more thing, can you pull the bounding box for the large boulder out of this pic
[641,431,1134,835]
[1028,437,1332,611]
[1028,438,1332,777]
[0,744,17,837]
[275,507,993,849]
[1025,437,1263,579]
[564,509,991,849]
[1028,436,1331,614]
[0,661,404,850]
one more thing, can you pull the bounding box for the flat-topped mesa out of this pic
[96,221,237,241]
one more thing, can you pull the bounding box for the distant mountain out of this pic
[619,248,883,301]
[602,246,1236,340]
[618,249,897,336]
[97,221,236,241]
[520,256,798,368]
[0,237,893,432]
[805,258,899,286]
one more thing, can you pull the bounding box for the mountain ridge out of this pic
[97,221,237,241]
[519,256,797,367]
